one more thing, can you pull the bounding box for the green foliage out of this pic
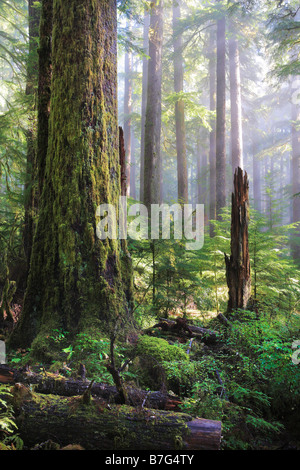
[176,310,299,449]
[0,384,23,450]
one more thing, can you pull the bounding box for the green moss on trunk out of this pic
[10,0,133,355]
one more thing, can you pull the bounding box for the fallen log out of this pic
[217,313,232,328]
[147,318,218,344]
[0,365,182,410]
[10,384,222,450]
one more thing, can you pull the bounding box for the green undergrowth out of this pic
[5,307,300,450]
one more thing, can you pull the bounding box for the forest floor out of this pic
[1,306,300,451]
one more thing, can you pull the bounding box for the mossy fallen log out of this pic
[0,365,182,410]
[147,318,217,344]
[11,384,222,450]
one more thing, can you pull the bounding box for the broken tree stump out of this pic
[10,384,222,450]
[225,167,251,312]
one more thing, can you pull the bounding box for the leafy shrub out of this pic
[0,385,23,450]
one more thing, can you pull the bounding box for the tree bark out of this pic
[143,0,164,208]
[9,0,133,352]
[225,168,251,312]
[37,0,53,196]
[173,0,188,205]
[23,0,40,269]
[139,10,150,203]
[229,34,243,175]
[216,12,226,219]
[10,384,222,450]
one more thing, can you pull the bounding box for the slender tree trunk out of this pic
[119,127,127,198]
[209,28,216,236]
[173,0,188,205]
[215,12,226,219]
[197,138,203,204]
[10,0,133,352]
[140,10,150,203]
[197,137,208,207]
[130,128,136,199]
[124,21,132,198]
[225,168,251,312]
[143,0,164,208]
[229,34,243,175]
[252,139,261,213]
[291,98,300,261]
[23,0,40,268]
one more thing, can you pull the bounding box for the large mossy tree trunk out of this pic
[10,0,133,354]
[225,168,251,312]
[23,0,40,269]
[37,0,53,196]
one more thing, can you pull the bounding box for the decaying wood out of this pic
[0,365,182,410]
[147,317,217,344]
[9,384,222,450]
[225,167,251,312]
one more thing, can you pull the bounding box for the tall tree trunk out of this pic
[23,0,40,269]
[215,12,226,219]
[197,138,203,205]
[140,10,150,203]
[10,0,133,353]
[291,98,300,261]
[143,0,164,208]
[173,0,188,205]
[130,127,136,199]
[124,21,132,198]
[229,34,243,175]
[252,138,261,213]
[197,136,207,207]
[209,28,216,236]
[225,168,251,312]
